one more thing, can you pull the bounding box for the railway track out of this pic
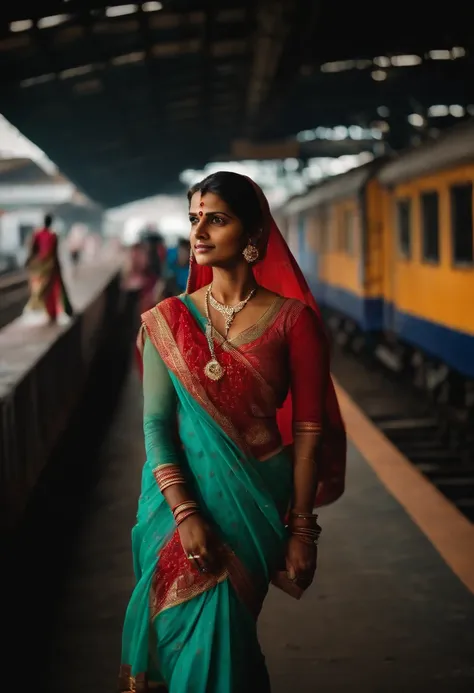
[332,345,474,523]
[0,271,28,329]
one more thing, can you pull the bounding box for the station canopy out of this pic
[1,0,473,207]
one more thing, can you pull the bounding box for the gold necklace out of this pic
[203,284,256,381]
[209,284,257,337]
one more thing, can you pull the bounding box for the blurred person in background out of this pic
[120,172,346,692]
[121,240,154,314]
[141,227,168,303]
[68,223,87,272]
[167,237,191,294]
[24,213,73,323]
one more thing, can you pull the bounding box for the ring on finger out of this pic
[188,553,207,573]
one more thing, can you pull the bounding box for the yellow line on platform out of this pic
[335,381,474,596]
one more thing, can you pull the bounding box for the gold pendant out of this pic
[204,359,225,381]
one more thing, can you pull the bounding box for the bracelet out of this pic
[291,526,322,546]
[154,464,186,494]
[173,500,199,527]
[176,508,199,527]
[290,510,318,519]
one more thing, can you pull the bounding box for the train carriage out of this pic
[377,119,474,384]
[282,160,386,348]
[280,118,474,438]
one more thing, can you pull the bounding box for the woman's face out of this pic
[189,192,248,268]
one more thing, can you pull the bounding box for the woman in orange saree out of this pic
[120,172,346,692]
[24,214,73,321]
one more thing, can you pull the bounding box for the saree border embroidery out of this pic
[119,665,167,692]
[150,530,263,622]
[294,422,322,434]
[150,532,229,620]
[143,304,250,455]
[136,323,146,357]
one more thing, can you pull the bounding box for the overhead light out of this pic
[320,60,356,73]
[428,49,451,60]
[38,15,70,29]
[106,5,138,17]
[371,70,387,81]
[142,1,163,10]
[428,105,449,117]
[377,106,390,117]
[10,20,33,32]
[374,56,390,68]
[60,64,94,79]
[452,46,466,58]
[20,73,56,88]
[408,113,424,127]
[348,126,363,140]
[449,105,465,117]
[296,130,317,142]
[391,54,421,67]
[111,51,145,66]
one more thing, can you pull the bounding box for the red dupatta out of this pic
[185,177,346,507]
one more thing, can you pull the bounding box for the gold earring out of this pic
[243,243,259,263]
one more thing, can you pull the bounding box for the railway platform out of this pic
[0,253,126,531]
[11,364,472,693]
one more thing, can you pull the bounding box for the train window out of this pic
[421,191,439,263]
[342,210,355,255]
[450,183,474,264]
[396,198,411,259]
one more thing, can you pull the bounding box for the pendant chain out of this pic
[203,283,256,381]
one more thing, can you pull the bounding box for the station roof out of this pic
[1,1,473,207]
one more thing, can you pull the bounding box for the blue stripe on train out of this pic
[305,279,474,378]
[389,305,474,379]
[307,280,383,332]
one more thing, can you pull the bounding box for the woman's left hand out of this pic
[285,535,317,590]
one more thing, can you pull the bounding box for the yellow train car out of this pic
[378,120,474,381]
[283,161,386,337]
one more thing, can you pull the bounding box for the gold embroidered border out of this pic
[150,546,263,623]
[136,323,146,356]
[119,665,167,692]
[142,304,249,455]
[294,421,322,434]
[150,565,229,620]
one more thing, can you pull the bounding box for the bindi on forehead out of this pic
[190,192,232,218]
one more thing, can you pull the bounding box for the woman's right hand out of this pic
[178,513,221,574]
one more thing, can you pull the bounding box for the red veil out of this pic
[186,177,346,507]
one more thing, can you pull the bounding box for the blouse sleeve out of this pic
[142,332,179,470]
[288,305,329,436]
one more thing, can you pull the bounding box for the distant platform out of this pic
[0,254,124,530]
[0,257,121,399]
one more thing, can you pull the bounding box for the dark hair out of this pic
[44,213,53,227]
[187,171,262,236]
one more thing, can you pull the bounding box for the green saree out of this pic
[120,295,297,692]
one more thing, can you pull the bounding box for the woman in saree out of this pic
[24,213,73,322]
[120,172,346,692]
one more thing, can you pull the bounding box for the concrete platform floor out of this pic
[33,369,474,692]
